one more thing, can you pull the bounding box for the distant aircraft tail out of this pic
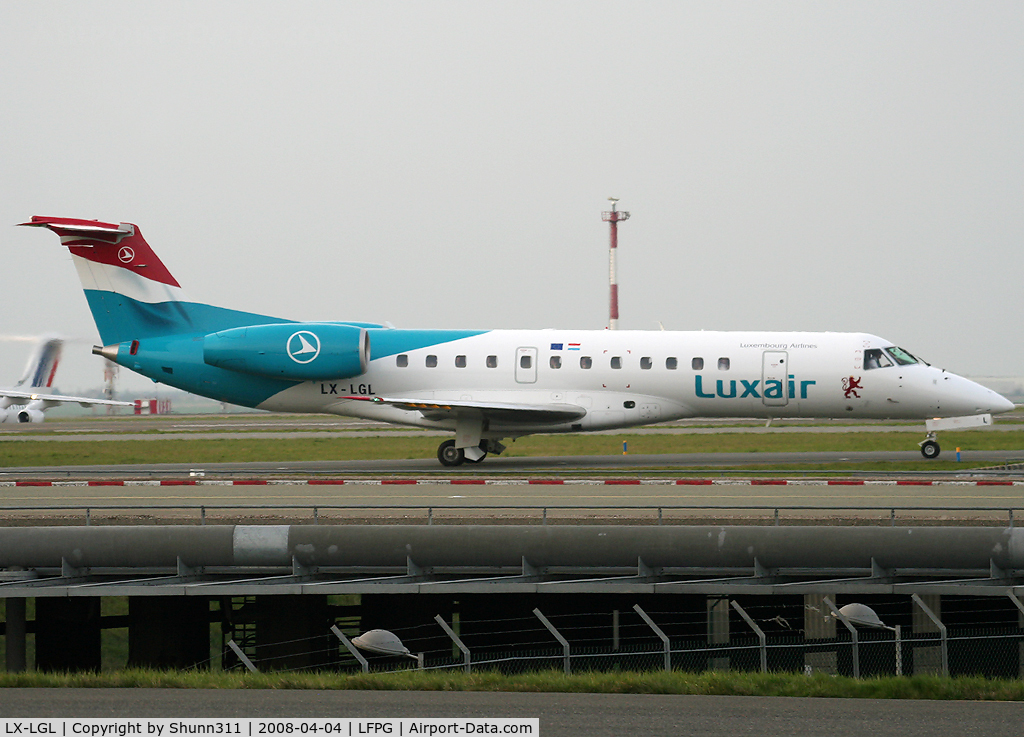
[15,335,62,389]
[20,217,284,345]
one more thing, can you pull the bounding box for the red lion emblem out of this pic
[842,376,863,399]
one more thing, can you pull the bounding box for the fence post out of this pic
[823,596,859,679]
[434,614,471,673]
[912,593,948,677]
[331,625,369,673]
[633,604,671,671]
[226,639,258,673]
[730,600,767,673]
[533,608,570,675]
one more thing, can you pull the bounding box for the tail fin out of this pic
[16,335,62,389]
[21,217,283,344]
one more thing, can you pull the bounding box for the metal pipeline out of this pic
[1,525,1023,572]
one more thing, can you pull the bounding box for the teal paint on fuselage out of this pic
[87,289,490,408]
[367,328,489,359]
[117,333,301,408]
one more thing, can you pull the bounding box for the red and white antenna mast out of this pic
[601,197,630,330]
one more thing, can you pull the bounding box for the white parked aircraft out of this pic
[21,216,1014,464]
[0,335,131,423]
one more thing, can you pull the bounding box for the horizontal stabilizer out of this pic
[344,395,587,424]
[19,216,134,243]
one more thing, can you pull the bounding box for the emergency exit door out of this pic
[762,351,788,407]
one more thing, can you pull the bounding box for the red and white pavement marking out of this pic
[0,478,1021,487]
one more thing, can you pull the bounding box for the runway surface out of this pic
[1,689,1021,736]
[1,477,1020,526]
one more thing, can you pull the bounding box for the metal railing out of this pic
[0,502,1020,527]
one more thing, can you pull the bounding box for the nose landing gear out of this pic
[919,433,941,459]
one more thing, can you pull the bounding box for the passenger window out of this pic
[580,356,593,369]
[864,348,892,370]
[718,357,730,371]
[666,357,678,370]
[640,357,652,370]
[487,355,498,368]
[426,355,437,368]
[691,357,703,370]
[610,356,622,369]
[396,354,408,368]
[520,355,532,369]
[455,355,466,368]
[550,356,562,369]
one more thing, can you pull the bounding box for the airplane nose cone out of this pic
[969,381,1015,415]
[992,392,1015,414]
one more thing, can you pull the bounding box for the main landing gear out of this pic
[437,439,506,467]
[919,432,940,459]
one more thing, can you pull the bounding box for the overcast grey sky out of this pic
[2,1,1022,393]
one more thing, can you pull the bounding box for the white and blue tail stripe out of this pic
[16,336,62,389]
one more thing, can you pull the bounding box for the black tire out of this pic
[437,439,465,467]
[920,440,940,459]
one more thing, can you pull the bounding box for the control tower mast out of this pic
[601,197,630,330]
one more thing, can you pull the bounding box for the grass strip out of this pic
[1,668,1023,700]
[2,431,1023,468]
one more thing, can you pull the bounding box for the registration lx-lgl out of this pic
[21,216,1014,465]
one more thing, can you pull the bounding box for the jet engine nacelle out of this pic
[17,409,44,423]
[203,323,369,381]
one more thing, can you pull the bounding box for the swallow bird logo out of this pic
[118,246,135,263]
[287,331,321,364]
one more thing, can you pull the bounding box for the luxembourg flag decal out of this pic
[568,342,581,351]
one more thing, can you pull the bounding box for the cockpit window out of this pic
[885,346,919,366]
[863,348,893,370]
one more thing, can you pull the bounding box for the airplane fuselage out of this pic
[23,216,1013,465]
[116,326,1007,436]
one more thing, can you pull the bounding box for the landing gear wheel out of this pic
[437,439,465,467]
[920,440,940,459]
[465,441,488,464]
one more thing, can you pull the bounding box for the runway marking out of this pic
[3,478,1022,487]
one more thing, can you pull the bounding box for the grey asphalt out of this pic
[1,689,1022,736]
[2,449,1024,479]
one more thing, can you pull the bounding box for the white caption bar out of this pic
[0,719,539,737]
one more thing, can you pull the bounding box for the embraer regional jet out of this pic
[0,335,131,422]
[21,216,1014,465]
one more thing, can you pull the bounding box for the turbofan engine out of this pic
[203,323,370,381]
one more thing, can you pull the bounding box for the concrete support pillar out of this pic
[707,597,730,670]
[4,598,27,673]
[255,595,332,671]
[913,594,943,675]
[35,597,101,673]
[804,593,838,675]
[128,597,211,670]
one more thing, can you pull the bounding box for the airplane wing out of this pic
[342,395,587,424]
[0,389,133,408]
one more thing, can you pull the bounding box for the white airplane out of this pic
[20,216,1014,464]
[0,335,131,423]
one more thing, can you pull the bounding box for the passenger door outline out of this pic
[762,351,789,407]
